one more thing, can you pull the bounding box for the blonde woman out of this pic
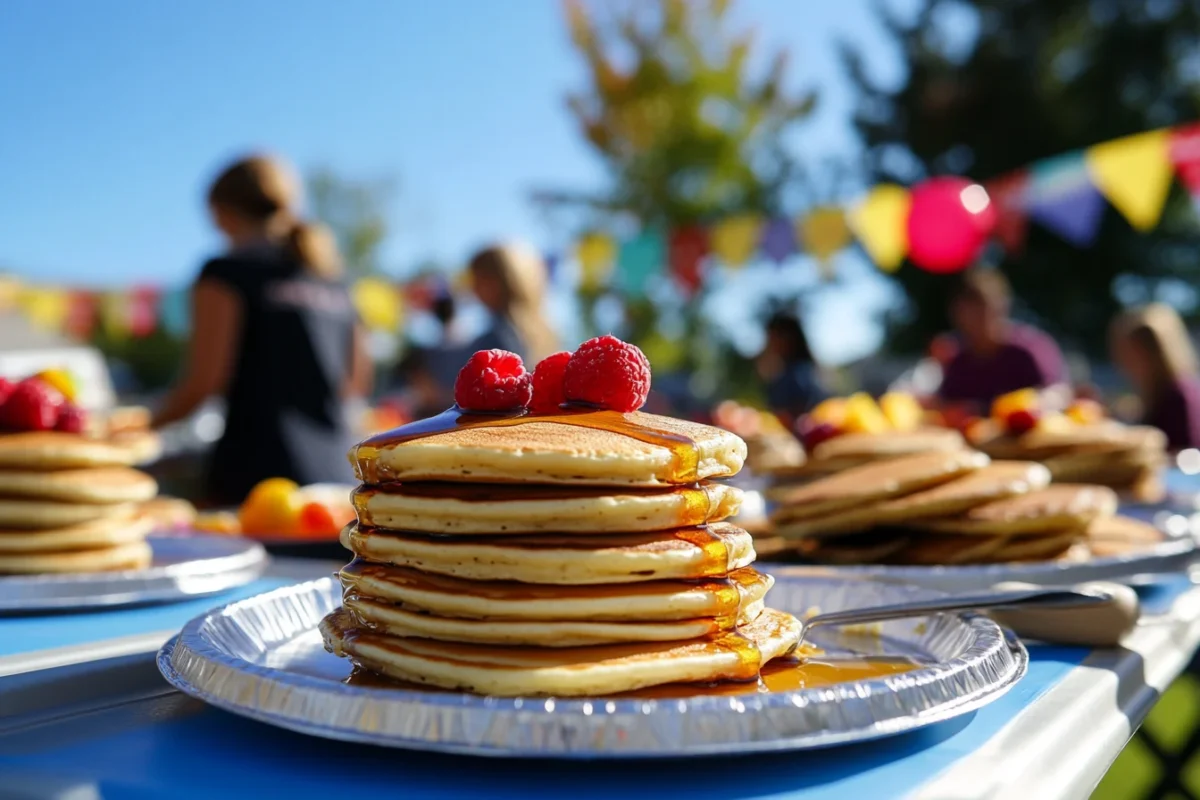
[153,154,372,505]
[467,243,558,363]
[1110,303,1200,451]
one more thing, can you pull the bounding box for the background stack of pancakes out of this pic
[321,410,806,696]
[761,451,1164,567]
[0,432,159,573]
[969,422,1167,503]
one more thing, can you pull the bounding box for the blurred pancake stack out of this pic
[761,449,1164,567]
[762,392,969,500]
[964,389,1167,502]
[0,433,158,573]
[0,373,163,574]
[322,340,807,697]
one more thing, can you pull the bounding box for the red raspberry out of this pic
[0,378,14,406]
[56,404,88,434]
[0,378,64,431]
[563,335,651,413]
[530,352,572,413]
[453,350,533,412]
[795,416,840,452]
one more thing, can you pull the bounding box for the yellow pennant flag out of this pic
[575,231,616,290]
[799,207,851,280]
[0,276,22,312]
[1086,129,1172,231]
[848,184,911,272]
[709,213,763,268]
[352,277,402,332]
[19,287,68,332]
[100,292,131,340]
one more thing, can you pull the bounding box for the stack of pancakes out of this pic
[0,432,158,573]
[969,421,1167,502]
[320,410,807,696]
[762,451,1160,567]
[764,428,968,502]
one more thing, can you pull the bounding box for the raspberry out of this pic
[0,378,14,406]
[563,335,651,413]
[0,378,64,431]
[56,404,88,434]
[454,350,533,412]
[530,352,572,413]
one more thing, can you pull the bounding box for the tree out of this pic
[845,0,1200,356]
[543,0,817,405]
[306,168,395,278]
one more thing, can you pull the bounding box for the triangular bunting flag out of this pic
[1026,152,1106,246]
[1086,128,1172,231]
[1170,123,1200,211]
[20,288,69,333]
[159,287,191,337]
[64,291,98,340]
[617,230,665,297]
[129,286,159,337]
[985,171,1031,254]
[847,184,910,273]
[760,218,796,264]
[668,226,709,296]
[709,213,763,268]
[575,232,616,291]
[800,207,851,280]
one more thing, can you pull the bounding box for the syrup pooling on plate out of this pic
[351,405,702,485]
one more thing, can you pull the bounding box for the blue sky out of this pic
[0,0,914,363]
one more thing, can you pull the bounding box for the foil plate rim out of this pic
[158,575,1028,757]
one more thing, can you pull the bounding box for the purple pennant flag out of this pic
[760,217,796,264]
[543,252,560,281]
[1026,152,1106,247]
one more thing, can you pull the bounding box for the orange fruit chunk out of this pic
[809,398,849,429]
[298,501,355,537]
[239,478,302,535]
[991,388,1040,422]
[842,393,890,434]
[1066,399,1104,425]
[34,369,78,403]
[879,392,922,432]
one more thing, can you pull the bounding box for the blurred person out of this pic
[153,154,371,506]
[757,311,828,426]
[392,290,473,417]
[467,243,558,363]
[937,268,1066,414]
[1110,303,1200,451]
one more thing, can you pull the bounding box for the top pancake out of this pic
[810,428,966,461]
[0,432,145,470]
[772,450,990,524]
[0,467,157,504]
[350,409,746,487]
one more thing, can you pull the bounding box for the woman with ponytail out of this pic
[154,154,372,505]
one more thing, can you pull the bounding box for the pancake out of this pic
[793,531,912,564]
[320,605,801,696]
[339,561,772,621]
[352,482,741,535]
[351,409,746,487]
[890,534,1007,566]
[0,432,141,470]
[0,498,138,529]
[774,460,1050,540]
[106,429,163,465]
[771,450,989,525]
[0,467,157,504]
[0,540,152,574]
[343,594,766,647]
[137,497,198,530]
[912,484,1119,537]
[810,428,965,461]
[990,531,1081,562]
[340,522,757,584]
[1086,515,1165,558]
[0,514,153,552]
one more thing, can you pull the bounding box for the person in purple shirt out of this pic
[936,269,1067,415]
[1110,303,1200,452]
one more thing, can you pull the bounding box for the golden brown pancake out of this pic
[890,534,1007,566]
[340,522,757,584]
[0,498,139,530]
[342,594,766,647]
[793,531,913,564]
[0,467,157,504]
[0,514,153,552]
[320,605,801,696]
[1085,515,1165,558]
[810,428,966,461]
[912,484,1119,537]
[990,531,1081,562]
[0,540,152,574]
[339,561,771,621]
[0,432,142,470]
[351,409,746,487]
[137,497,198,530]
[352,481,741,535]
[772,450,989,525]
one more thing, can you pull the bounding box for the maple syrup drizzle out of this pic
[352,405,702,485]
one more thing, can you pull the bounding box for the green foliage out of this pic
[91,325,186,392]
[845,0,1200,356]
[306,168,394,278]
[549,0,816,403]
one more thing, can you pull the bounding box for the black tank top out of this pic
[198,249,357,505]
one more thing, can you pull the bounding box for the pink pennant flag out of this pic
[668,226,709,296]
[130,287,160,337]
[985,171,1031,254]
